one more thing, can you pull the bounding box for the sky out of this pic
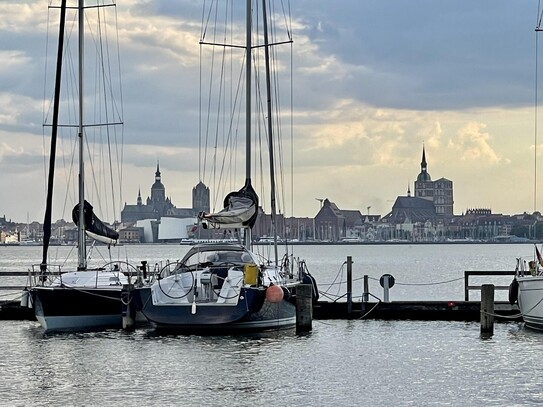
[0,0,542,223]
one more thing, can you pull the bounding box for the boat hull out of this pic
[517,275,543,330]
[134,286,296,333]
[31,286,124,332]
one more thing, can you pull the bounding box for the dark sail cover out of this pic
[72,200,119,243]
[199,180,259,229]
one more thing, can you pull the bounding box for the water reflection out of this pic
[4,319,543,406]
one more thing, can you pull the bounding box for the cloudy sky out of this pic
[0,0,542,223]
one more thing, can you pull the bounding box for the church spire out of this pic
[155,160,161,182]
[421,145,427,172]
[416,144,431,182]
[137,187,142,205]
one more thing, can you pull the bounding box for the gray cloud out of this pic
[292,1,536,110]
[0,1,540,221]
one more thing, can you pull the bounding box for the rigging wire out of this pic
[42,2,123,230]
[199,0,293,231]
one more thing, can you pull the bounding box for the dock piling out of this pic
[480,284,495,337]
[122,284,135,331]
[296,284,313,333]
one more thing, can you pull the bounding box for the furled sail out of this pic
[72,200,119,245]
[199,180,259,229]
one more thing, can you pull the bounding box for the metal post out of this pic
[347,256,352,316]
[383,275,390,302]
[363,275,369,302]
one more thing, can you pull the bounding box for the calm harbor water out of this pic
[1,243,541,406]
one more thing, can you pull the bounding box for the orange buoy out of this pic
[265,284,284,303]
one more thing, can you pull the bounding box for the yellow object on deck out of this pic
[244,263,258,286]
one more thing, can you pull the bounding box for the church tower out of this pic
[414,145,434,201]
[146,161,174,218]
[413,146,454,216]
[150,162,166,203]
[192,181,210,213]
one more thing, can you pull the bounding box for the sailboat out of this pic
[510,251,543,330]
[133,0,317,332]
[27,0,134,332]
[509,5,543,331]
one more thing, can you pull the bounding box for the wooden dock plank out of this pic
[312,300,521,322]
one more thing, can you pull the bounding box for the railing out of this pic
[464,270,516,301]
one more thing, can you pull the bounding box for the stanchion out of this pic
[347,256,353,316]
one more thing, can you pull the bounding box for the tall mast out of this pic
[77,0,86,269]
[262,0,279,267]
[245,0,252,180]
[41,0,68,271]
[244,0,252,248]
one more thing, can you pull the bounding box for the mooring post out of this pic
[347,256,353,316]
[296,284,313,333]
[361,274,369,315]
[383,275,390,302]
[122,284,135,331]
[480,284,495,337]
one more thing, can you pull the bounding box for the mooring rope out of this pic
[59,284,125,302]
[480,310,523,319]
[367,276,465,286]
[0,291,24,299]
[358,301,381,320]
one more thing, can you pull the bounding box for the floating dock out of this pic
[0,300,35,320]
[312,300,520,321]
[0,298,520,322]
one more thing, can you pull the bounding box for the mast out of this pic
[41,0,68,271]
[77,0,86,269]
[244,0,252,248]
[262,0,279,267]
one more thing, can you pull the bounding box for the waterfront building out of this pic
[312,199,381,241]
[450,208,515,241]
[118,226,144,243]
[314,199,345,241]
[283,217,314,241]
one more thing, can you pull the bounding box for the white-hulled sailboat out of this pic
[509,5,543,331]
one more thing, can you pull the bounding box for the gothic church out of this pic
[121,163,210,223]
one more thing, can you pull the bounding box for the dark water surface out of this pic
[1,243,541,406]
[1,319,540,406]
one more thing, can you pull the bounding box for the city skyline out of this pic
[0,1,542,223]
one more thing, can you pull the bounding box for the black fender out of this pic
[508,278,519,305]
